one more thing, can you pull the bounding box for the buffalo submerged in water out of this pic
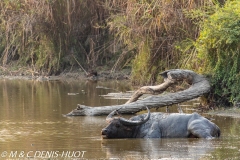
[101,107,220,139]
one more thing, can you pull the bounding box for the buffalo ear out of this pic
[117,115,122,118]
[106,107,123,122]
[116,112,122,117]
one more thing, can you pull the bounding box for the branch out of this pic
[65,69,210,116]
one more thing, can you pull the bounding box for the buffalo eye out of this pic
[115,123,120,128]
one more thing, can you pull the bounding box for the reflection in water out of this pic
[0,79,129,158]
[102,138,216,159]
[0,79,240,159]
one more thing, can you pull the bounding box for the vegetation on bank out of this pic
[188,0,240,106]
[1,0,240,106]
[0,0,215,80]
[106,0,216,85]
[0,0,110,75]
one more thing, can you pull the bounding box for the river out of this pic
[0,79,240,159]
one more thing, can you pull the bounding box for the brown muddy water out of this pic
[0,79,240,160]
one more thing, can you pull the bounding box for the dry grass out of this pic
[0,0,110,75]
[105,0,216,85]
[0,0,219,79]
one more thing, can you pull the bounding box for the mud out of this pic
[0,67,131,82]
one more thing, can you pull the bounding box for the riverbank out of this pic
[1,65,240,118]
[207,107,240,118]
[0,65,131,82]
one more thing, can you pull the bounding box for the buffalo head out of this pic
[101,107,150,139]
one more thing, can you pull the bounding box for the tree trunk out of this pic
[65,69,210,116]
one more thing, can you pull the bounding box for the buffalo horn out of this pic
[119,107,150,126]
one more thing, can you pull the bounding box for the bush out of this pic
[195,1,240,105]
[106,0,215,85]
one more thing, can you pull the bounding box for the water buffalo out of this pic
[101,107,220,139]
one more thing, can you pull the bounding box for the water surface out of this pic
[0,79,240,159]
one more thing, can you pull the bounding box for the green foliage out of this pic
[176,2,218,71]
[131,40,153,85]
[195,1,240,104]
[106,0,214,85]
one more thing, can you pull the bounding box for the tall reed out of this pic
[0,0,110,75]
[105,0,217,85]
[0,0,220,81]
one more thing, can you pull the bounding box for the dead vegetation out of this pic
[0,0,218,85]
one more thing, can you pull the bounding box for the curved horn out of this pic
[119,107,150,126]
[106,107,122,122]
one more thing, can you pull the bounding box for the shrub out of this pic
[106,0,215,85]
[195,1,240,105]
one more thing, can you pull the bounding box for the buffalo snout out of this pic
[101,128,109,138]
